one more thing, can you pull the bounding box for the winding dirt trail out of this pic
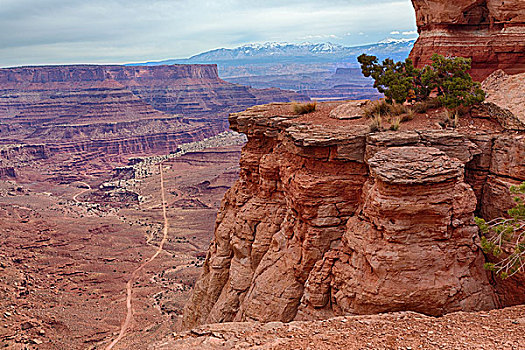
[105,163,170,350]
[72,182,91,203]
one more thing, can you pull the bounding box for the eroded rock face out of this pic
[182,103,525,329]
[482,70,525,128]
[409,0,525,80]
[298,147,495,318]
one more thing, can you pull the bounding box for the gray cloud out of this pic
[0,0,416,67]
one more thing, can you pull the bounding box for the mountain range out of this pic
[131,38,417,68]
[130,38,417,101]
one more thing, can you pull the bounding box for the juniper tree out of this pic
[476,182,525,279]
[357,53,485,114]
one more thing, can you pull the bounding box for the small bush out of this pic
[292,102,317,115]
[358,53,485,117]
[476,182,525,279]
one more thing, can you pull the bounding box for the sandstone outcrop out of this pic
[409,0,525,80]
[182,102,525,329]
[328,100,369,120]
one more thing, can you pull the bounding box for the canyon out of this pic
[410,0,525,80]
[0,64,306,349]
[2,0,525,348]
[0,135,245,349]
[0,64,306,160]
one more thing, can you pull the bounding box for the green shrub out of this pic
[292,101,317,115]
[422,54,485,116]
[358,55,427,104]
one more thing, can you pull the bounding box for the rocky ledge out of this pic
[158,305,525,349]
[182,100,525,329]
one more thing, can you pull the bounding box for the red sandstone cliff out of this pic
[409,0,525,80]
[182,101,525,329]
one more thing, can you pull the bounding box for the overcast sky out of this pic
[0,0,417,67]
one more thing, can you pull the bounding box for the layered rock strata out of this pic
[409,0,525,80]
[0,65,307,123]
[182,103,525,329]
[0,65,307,159]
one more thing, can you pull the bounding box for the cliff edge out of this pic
[182,97,525,329]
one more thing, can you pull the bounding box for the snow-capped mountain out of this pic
[131,38,417,66]
[187,42,350,62]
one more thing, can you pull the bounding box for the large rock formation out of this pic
[409,0,525,80]
[182,102,525,329]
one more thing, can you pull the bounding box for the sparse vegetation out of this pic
[363,100,391,119]
[358,54,424,104]
[400,108,416,123]
[363,100,407,132]
[358,53,485,122]
[476,182,525,279]
[292,101,317,115]
[412,98,441,114]
[363,99,407,119]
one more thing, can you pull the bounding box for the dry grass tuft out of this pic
[369,115,383,132]
[292,101,317,115]
[412,98,441,114]
[364,99,407,119]
[389,117,401,131]
[400,108,416,122]
[364,100,391,118]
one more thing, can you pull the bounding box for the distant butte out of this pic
[410,0,525,80]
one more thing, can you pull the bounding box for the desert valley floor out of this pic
[0,139,243,349]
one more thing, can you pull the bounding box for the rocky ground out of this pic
[154,305,525,349]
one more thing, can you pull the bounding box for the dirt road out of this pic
[105,163,170,350]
